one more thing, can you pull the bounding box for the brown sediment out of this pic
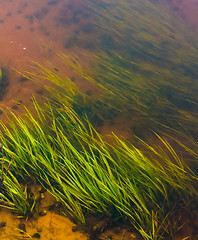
[0,184,86,240]
[0,208,88,240]
[0,184,141,240]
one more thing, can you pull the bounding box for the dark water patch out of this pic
[99,34,116,50]
[72,9,83,23]
[182,64,198,79]
[71,96,119,127]
[36,89,44,95]
[63,35,95,50]
[20,77,29,82]
[17,2,28,15]
[158,85,198,112]
[11,104,21,110]
[15,25,22,30]
[55,8,71,26]
[29,27,35,32]
[169,95,198,112]
[73,9,83,16]
[45,31,50,36]
[160,40,170,49]
[34,7,48,20]
[64,36,78,49]
[74,29,80,35]
[75,23,96,35]
[72,15,80,24]
[17,10,23,14]
[97,2,113,9]
[66,3,75,10]
[172,6,179,11]
[55,3,91,27]
[25,15,34,24]
[0,19,4,24]
[53,67,59,72]
[39,25,50,36]
[131,122,150,140]
[0,67,9,101]
[83,41,95,50]
[82,12,90,19]
[85,90,92,96]
[48,0,59,5]
[6,12,12,17]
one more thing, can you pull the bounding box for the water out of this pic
[0,0,90,118]
[0,0,198,140]
[0,1,198,238]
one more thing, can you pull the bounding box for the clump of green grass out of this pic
[0,170,34,216]
[0,97,197,239]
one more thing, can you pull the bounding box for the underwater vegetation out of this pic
[0,80,197,239]
[0,0,198,239]
[58,0,198,138]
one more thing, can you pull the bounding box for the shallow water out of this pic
[0,0,198,137]
[0,1,198,239]
[0,0,91,119]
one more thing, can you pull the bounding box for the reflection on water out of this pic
[0,0,198,139]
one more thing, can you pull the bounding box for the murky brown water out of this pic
[0,0,86,67]
[172,0,198,27]
[0,0,91,120]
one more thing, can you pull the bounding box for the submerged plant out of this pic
[0,1,197,238]
[0,97,197,239]
[52,0,198,136]
[0,169,35,216]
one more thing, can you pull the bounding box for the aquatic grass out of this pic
[0,99,197,239]
[60,51,198,134]
[52,0,198,136]
[0,170,32,216]
[21,62,82,108]
[1,67,197,239]
[0,0,197,237]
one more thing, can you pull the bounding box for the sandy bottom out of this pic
[0,208,88,240]
[0,184,87,240]
[0,185,140,240]
[0,206,196,240]
[0,208,144,240]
